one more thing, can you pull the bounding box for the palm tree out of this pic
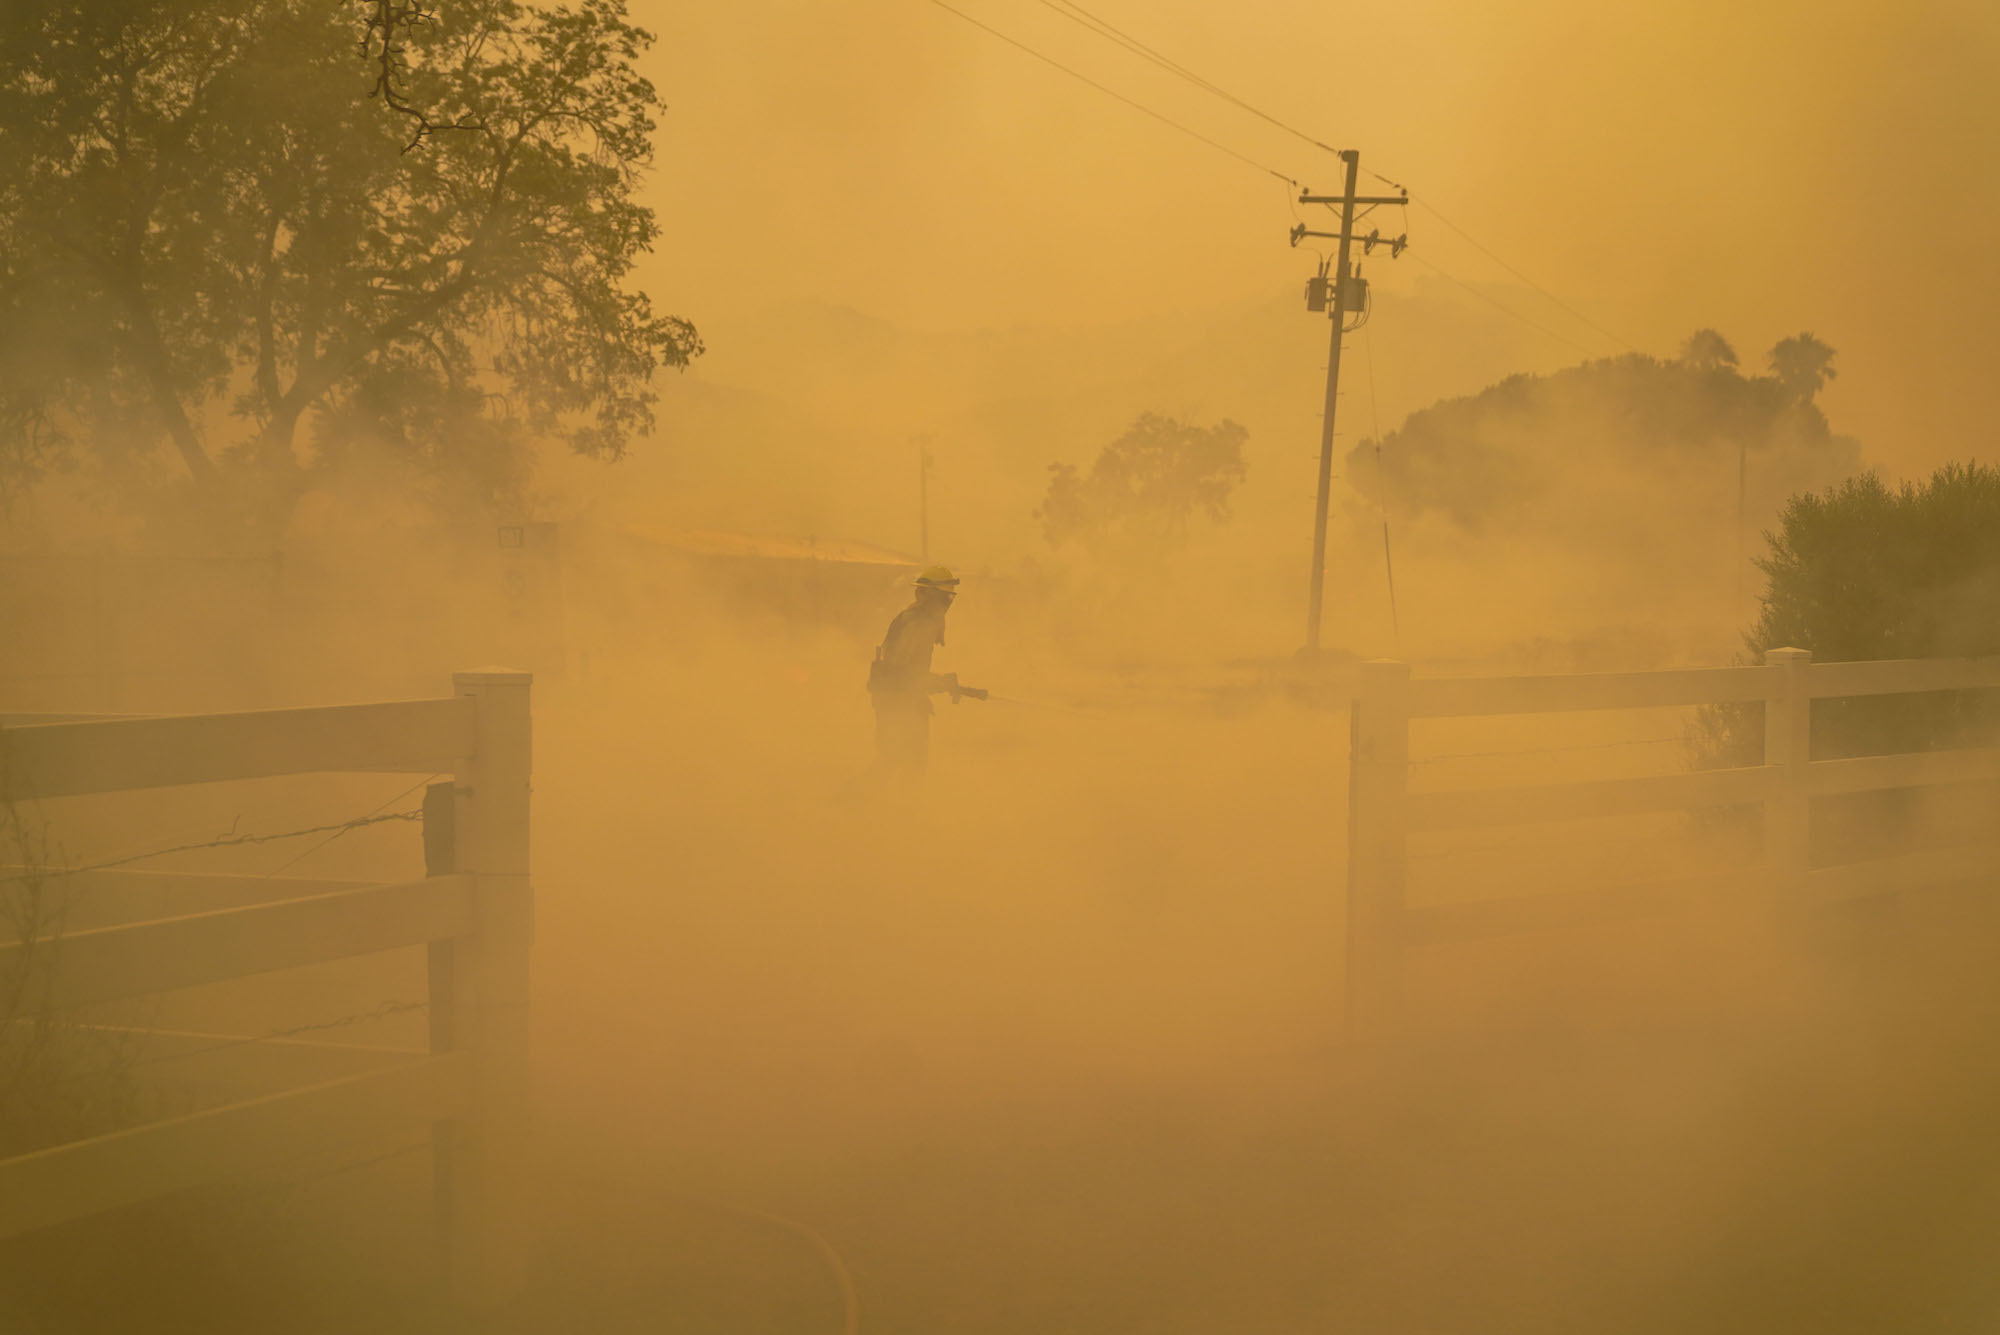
[1679,328,1738,372]
[1768,333,1838,405]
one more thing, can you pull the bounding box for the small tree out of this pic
[1036,412,1248,553]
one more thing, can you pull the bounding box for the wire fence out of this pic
[2,800,434,887]
[5,778,441,1100]
[262,773,441,878]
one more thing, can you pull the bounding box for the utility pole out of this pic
[1734,437,1747,625]
[1290,152,1407,656]
[1381,518,1401,648]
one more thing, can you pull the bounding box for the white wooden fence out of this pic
[0,671,532,1305]
[1347,647,2000,1030]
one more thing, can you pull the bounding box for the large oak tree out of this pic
[0,0,699,535]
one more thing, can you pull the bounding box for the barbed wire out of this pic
[262,774,441,878]
[0,807,426,887]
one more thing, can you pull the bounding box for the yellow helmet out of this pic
[914,564,959,590]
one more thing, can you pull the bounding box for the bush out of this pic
[1707,464,2000,763]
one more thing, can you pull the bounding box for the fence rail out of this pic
[1406,765,1778,832]
[1406,664,1775,717]
[1347,648,2000,1032]
[1400,655,2000,719]
[1806,656,2000,698]
[0,672,531,1307]
[0,696,475,798]
[0,1053,468,1240]
[0,868,379,933]
[1400,865,1766,948]
[0,875,474,1009]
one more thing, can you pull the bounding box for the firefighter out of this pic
[867,565,985,774]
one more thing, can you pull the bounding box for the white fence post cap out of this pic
[453,669,534,686]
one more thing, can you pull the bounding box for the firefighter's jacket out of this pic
[868,600,949,712]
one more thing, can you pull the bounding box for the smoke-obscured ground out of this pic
[7,550,2000,1334]
[0,260,1984,1331]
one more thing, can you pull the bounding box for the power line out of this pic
[1000,3,1637,357]
[1402,250,1601,359]
[930,0,1638,366]
[1407,196,1637,353]
[1328,183,1634,358]
[1030,0,1345,158]
[1361,320,1403,651]
[921,0,1299,185]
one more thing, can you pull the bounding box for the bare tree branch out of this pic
[356,1,482,151]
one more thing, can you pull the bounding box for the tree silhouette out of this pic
[1347,351,1855,530]
[0,0,701,537]
[1697,462,2000,772]
[1678,328,1738,372]
[1037,413,1248,552]
[1767,333,1838,405]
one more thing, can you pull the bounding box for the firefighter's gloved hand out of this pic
[941,674,988,704]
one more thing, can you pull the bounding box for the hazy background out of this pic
[511,0,1999,671]
[5,2,2000,1331]
[632,0,1998,480]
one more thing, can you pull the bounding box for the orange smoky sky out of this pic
[630,0,1999,478]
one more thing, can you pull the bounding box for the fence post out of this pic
[1763,647,1812,905]
[1346,659,1410,1037]
[436,670,533,1305]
